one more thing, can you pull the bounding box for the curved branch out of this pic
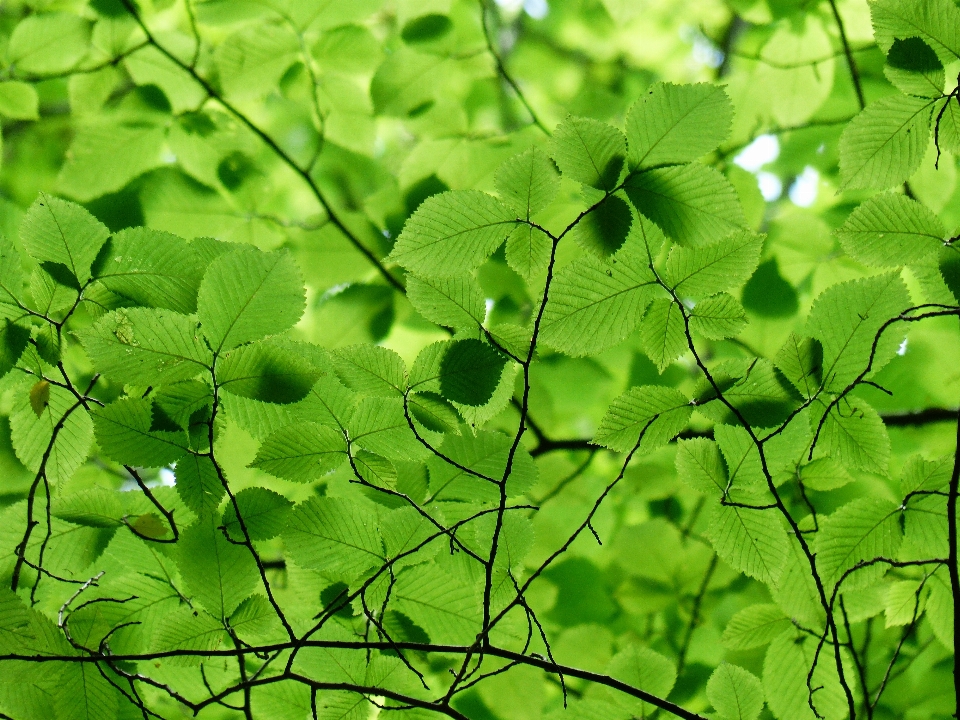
[117,0,405,293]
[478,0,551,135]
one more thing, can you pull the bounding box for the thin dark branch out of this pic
[478,0,551,135]
[826,0,866,109]
[116,0,405,293]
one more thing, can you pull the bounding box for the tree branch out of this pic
[117,0,405,293]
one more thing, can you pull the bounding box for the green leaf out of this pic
[388,191,516,277]
[214,23,300,100]
[0,233,24,316]
[218,342,322,404]
[838,94,934,190]
[639,297,687,371]
[814,498,902,591]
[11,381,93,484]
[707,500,789,585]
[125,46,206,114]
[817,398,891,475]
[754,16,835,126]
[806,272,910,390]
[92,228,206,313]
[835,192,944,266]
[250,421,347,481]
[774,334,823,397]
[438,339,508,407]
[394,560,480,644]
[0,82,39,120]
[900,452,951,494]
[222,487,293,541]
[230,595,284,645]
[313,24,382,74]
[926,567,953,648]
[715,424,765,489]
[151,607,225,659]
[624,164,747,247]
[283,497,384,580]
[940,244,960,301]
[52,487,123,528]
[884,578,925,627]
[720,604,791,650]
[427,430,537,502]
[572,194,633,257]
[605,646,677,719]
[800,457,853,492]
[7,13,89,75]
[707,664,764,720]
[408,392,461,434]
[763,630,848,720]
[690,293,747,339]
[79,307,211,387]
[401,13,453,45]
[178,522,259,619]
[19,195,109,284]
[695,359,802,428]
[29,379,49,417]
[550,115,626,191]
[740,258,798,318]
[154,379,213,429]
[495,147,560,218]
[175,454,224,518]
[540,244,659,357]
[353,449,398,490]
[594,385,692,453]
[870,0,960,65]
[57,121,166,202]
[332,345,407,397]
[505,224,552,279]
[665,230,763,298]
[938,95,960,154]
[370,45,445,116]
[407,274,486,331]
[55,664,118,720]
[130,512,168,539]
[0,319,29,377]
[626,82,733,168]
[885,37,945,97]
[676,438,727,494]
[92,398,189,467]
[197,246,306,352]
[348,396,426,462]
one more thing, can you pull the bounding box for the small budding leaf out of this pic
[29,380,50,417]
[129,513,169,539]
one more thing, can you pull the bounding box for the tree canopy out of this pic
[0,0,959,719]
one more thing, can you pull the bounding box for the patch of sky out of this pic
[788,166,819,207]
[495,0,548,18]
[734,134,782,201]
[680,25,724,69]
